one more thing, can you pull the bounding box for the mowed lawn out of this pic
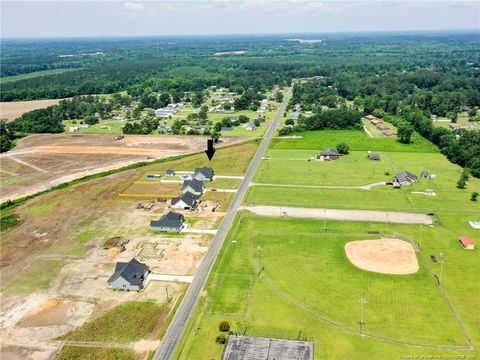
[174,214,479,360]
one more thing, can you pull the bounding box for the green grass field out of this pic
[174,214,479,360]
[0,68,82,84]
[60,300,165,342]
[64,119,126,134]
[271,130,438,153]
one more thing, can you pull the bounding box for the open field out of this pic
[0,133,249,202]
[271,130,438,152]
[0,69,81,85]
[0,142,256,359]
[0,98,65,121]
[174,213,479,360]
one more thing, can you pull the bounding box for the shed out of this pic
[107,258,150,291]
[420,171,429,179]
[459,236,475,250]
[368,153,381,161]
[318,149,340,160]
[166,170,176,176]
[150,211,185,232]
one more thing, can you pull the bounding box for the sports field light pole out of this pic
[439,252,445,284]
[359,298,368,336]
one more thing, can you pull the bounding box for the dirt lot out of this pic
[0,99,64,121]
[345,238,419,275]
[0,134,247,202]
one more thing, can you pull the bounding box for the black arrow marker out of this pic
[205,138,216,161]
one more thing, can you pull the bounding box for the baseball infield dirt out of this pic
[344,238,419,275]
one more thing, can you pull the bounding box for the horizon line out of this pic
[2,28,479,41]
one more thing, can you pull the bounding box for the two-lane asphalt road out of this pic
[153,87,292,360]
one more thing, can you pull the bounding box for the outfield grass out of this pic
[60,300,166,342]
[174,213,479,360]
[271,130,438,153]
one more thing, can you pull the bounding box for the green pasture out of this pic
[271,130,438,153]
[174,214,479,360]
[63,119,125,134]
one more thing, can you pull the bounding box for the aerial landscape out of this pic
[0,1,479,360]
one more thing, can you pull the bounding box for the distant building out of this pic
[150,211,185,232]
[192,167,215,182]
[107,258,150,291]
[459,236,475,250]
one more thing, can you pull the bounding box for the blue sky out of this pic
[1,0,479,38]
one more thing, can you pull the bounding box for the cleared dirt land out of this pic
[345,238,419,275]
[0,99,64,121]
[0,134,246,202]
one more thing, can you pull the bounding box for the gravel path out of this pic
[241,205,433,224]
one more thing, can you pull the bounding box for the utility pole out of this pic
[256,245,260,274]
[165,285,170,303]
[439,252,445,284]
[359,298,368,336]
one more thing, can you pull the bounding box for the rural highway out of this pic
[153,87,292,360]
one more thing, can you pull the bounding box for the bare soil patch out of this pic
[0,99,63,121]
[1,134,247,202]
[345,238,419,275]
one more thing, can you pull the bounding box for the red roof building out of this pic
[459,236,475,250]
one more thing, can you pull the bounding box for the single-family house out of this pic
[107,258,150,291]
[459,236,475,250]
[368,153,381,161]
[192,167,215,182]
[244,123,257,131]
[394,171,418,185]
[171,192,199,210]
[318,149,340,160]
[150,211,185,232]
[181,179,204,195]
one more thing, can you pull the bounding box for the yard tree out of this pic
[223,102,232,110]
[238,115,249,123]
[275,91,284,102]
[285,118,295,126]
[198,106,208,120]
[336,142,349,154]
[397,123,414,144]
[471,192,479,202]
[0,120,14,153]
[456,169,469,189]
[211,131,220,143]
[218,321,230,332]
[84,115,99,125]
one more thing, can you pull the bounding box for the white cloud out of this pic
[124,2,145,11]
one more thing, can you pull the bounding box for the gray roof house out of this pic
[368,153,381,161]
[318,149,340,160]
[192,167,215,181]
[181,179,204,195]
[171,191,199,210]
[150,211,185,232]
[395,171,418,185]
[107,258,150,291]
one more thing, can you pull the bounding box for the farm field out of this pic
[0,98,65,121]
[0,133,248,202]
[174,213,479,360]
[0,141,257,359]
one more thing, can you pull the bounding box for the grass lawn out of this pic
[64,119,125,134]
[174,213,479,360]
[271,130,438,153]
[60,300,166,342]
[3,259,66,294]
[55,347,137,360]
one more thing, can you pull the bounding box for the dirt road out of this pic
[240,205,433,224]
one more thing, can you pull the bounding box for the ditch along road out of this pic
[153,87,292,360]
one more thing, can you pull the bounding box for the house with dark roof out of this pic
[394,171,418,185]
[150,211,185,232]
[171,191,199,210]
[317,149,340,160]
[181,179,204,195]
[107,258,150,291]
[192,167,215,182]
[368,153,381,161]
